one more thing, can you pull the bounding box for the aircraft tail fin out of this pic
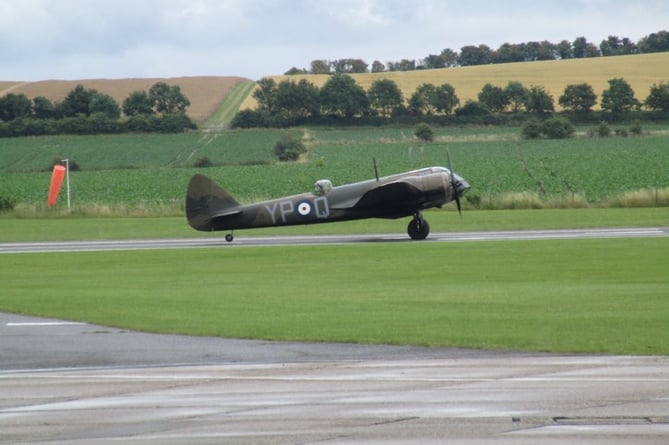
[186,174,240,231]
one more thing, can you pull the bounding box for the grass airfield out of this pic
[1,208,667,355]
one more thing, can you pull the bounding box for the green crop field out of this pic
[1,126,668,212]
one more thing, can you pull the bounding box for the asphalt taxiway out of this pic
[2,312,668,444]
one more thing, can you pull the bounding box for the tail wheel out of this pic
[225,233,234,242]
[407,217,430,240]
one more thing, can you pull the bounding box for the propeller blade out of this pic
[447,149,462,216]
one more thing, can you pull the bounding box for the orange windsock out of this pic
[48,165,66,206]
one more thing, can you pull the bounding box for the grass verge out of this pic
[1,238,667,354]
[1,207,667,242]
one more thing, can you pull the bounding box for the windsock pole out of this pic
[62,159,71,212]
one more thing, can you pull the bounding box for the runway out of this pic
[2,312,669,444]
[1,227,667,253]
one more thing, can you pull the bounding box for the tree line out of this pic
[284,30,669,75]
[231,74,669,128]
[0,82,196,137]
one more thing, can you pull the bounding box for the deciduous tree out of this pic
[0,93,32,121]
[253,78,277,112]
[458,44,493,66]
[408,83,437,115]
[525,85,554,115]
[32,96,56,119]
[319,74,369,117]
[558,83,597,112]
[601,78,640,113]
[478,83,508,112]
[645,82,669,111]
[148,82,190,114]
[432,83,459,114]
[368,79,403,117]
[505,81,529,112]
[123,91,154,116]
[89,92,121,119]
[274,79,320,119]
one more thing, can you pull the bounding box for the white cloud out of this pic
[0,0,667,81]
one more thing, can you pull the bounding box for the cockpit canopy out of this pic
[314,179,333,196]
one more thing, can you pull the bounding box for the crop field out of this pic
[240,52,669,111]
[1,126,668,211]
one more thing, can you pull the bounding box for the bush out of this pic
[521,119,543,139]
[50,159,80,171]
[541,117,574,139]
[0,195,16,212]
[155,113,197,133]
[455,100,491,117]
[193,156,213,168]
[630,120,643,135]
[598,121,611,137]
[273,135,307,161]
[230,109,271,128]
[414,122,434,142]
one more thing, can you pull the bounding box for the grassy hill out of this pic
[0,76,249,124]
[239,52,669,111]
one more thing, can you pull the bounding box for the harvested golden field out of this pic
[0,76,247,123]
[240,52,669,111]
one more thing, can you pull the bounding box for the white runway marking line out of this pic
[6,322,85,327]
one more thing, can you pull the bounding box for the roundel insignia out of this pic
[296,200,312,217]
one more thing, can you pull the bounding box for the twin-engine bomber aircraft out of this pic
[186,159,470,242]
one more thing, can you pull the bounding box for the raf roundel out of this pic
[296,201,312,217]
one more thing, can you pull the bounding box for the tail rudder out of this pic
[186,174,240,231]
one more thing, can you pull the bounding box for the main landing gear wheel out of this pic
[407,216,430,240]
[225,233,234,242]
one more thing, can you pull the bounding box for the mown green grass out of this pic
[1,208,667,242]
[1,238,667,354]
[203,79,257,128]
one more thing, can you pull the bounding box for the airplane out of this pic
[186,157,470,242]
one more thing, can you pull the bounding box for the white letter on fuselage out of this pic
[264,202,278,225]
[279,201,294,223]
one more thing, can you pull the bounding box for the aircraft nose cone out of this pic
[453,173,470,195]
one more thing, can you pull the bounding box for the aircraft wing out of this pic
[352,180,423,211]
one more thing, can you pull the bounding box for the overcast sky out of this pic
[1,0,667,81]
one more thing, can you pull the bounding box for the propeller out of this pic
[447,149,462,216]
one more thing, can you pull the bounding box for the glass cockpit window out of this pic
[314,179,333,196]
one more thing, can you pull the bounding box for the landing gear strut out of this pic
[407,213,430,240]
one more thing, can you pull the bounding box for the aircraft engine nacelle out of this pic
[402,171,450,209]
